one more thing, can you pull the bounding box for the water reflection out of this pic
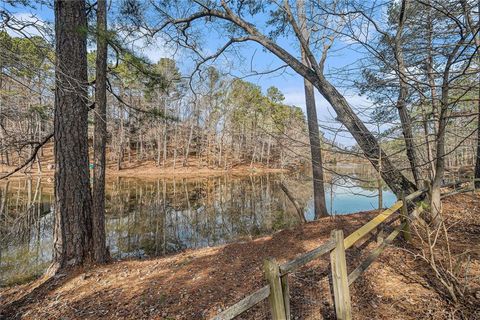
[0,170,396,286]
[105,175,302,259]
[0,179,53,286]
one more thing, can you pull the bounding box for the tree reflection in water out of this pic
[0,168,396,286]
[0,174,305,286]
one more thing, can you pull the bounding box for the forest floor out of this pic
[104,161,290,178]
[1,192,479,320]
[0,159,289,180]
[0,144,290,179]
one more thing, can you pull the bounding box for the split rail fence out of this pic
[210,178,478,320]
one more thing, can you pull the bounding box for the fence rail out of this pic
[211,286,271,320]
[210,179,477,320]
[279,238,336,275]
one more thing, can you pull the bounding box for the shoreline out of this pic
[0,163,292,180]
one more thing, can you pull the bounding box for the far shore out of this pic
[0,162,292,180]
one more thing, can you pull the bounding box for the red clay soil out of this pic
[1,193,479,320]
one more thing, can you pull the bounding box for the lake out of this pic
[0,169,396,286]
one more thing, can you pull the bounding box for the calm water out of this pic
[0,169,396,286]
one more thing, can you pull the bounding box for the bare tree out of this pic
[150,0,416,196]
[344,0,478,223]
[461,0,480,188]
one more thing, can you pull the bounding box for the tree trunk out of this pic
[422,108,436,180]
[378,146,383,210]
[173,121,178,169]
[156,128,161,166]
[304,80,328,218]
[162,99,167,167]
[430,82,450,227]
[471,6,480,188]
[475,96,480,188]
[92,0,108,263]
[396,81,422,186]
[297,0,328,218]
[314,75,416,196]
[279,181,306,223]
[184,119,194,167]
[394,0,423,187]
[117,114,124,171]
[51,0,93,271]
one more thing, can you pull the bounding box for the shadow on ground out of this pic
[1,193,479,319]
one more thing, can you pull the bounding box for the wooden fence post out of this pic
[376,228,385,244]
[330,230,352,320]
[263,258,287,320]
[400,193,412,242]
[281,274,291,320]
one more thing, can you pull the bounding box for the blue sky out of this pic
[2,1,383,146]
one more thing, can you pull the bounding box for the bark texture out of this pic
[52,0,93,269]
[304,80,328,218]
[394,0,422,187]
[430,77,450,227]
[92,0,108,263]
[297,0,328,218]
[475,100,480,188]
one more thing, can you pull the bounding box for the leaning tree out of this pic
[144,0,416,197]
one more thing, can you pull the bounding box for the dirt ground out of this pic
[0,143,289,180]
[1,192,479,320]
[0,160,289,180]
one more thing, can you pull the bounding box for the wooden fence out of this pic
[210,181,477,320]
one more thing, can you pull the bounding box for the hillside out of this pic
[0,143,292,179]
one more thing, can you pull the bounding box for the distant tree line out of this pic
[0,31,310,172]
